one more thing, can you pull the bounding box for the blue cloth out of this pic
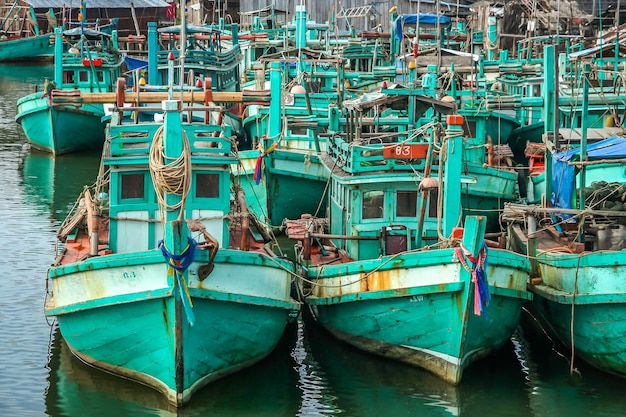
[394,14,452,41]
[552,135,626,213]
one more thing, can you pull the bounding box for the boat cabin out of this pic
[103,114,236,254]
[152,24,241,91]
[325,171,441,260]
[57,27,121,91]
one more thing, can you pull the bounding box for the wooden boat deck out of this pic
[284,217,353,266]
[55,214,276,267]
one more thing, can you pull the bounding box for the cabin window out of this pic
[196,173,219,198]
[97,71,104,82]
[63,71,75,84]
[79,71,88,82]
[533,84,541,97]
[121,173,145,199]
[396,191,417,217]
[463,121,476,139]
[362,190,384,219]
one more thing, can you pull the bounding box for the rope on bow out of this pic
[253,135,278,185]
[454,242,490,318]
[159,237,198,325]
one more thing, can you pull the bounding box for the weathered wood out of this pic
[309,232,379,241]
[569,158,626,167]
[79,90,270,104]
[504,202,626,218]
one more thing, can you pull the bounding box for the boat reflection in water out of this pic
[44,324,302,416]
[519,308,626,417]
[295,311,531,417]
[43,307,626,416]
[19,148,101,220]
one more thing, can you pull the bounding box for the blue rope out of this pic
[158,237,199,326]
[158,237,198,272]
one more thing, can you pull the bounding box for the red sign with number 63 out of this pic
[383,143,428,159]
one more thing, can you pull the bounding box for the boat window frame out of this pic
[195,172,221,199]
[120,172,147,202]
[396,190,418,218]
[361,189,384,220]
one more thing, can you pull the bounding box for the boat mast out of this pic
[180,0,187,103]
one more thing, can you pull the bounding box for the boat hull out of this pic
[303,248,531,384]
[45,248,299,406]
[529,250,626,378]
[0,34,53,62]
[236,147,329,227]
[16,93,106,155]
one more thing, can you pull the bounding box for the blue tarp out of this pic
[552,135,626,213]
[394,14,452,41]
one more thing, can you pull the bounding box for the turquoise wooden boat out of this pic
[504,135,626,379]
[286,115,531,384]
[501,53,626,378]
[0,2,54,61]
[45,80,300,405]
[122,22,245,142]
[507,203,626,378]
[15,26,123,155]
[0,33,53,61]
[236,61,335,229]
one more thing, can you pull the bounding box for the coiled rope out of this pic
[149,125,192,220]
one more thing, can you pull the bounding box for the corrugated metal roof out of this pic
[24,0,170,8]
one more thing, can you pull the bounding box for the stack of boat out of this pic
[27,0,626,407]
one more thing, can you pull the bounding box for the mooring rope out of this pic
[149,125,192,220]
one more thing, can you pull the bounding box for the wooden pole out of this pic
[74,90,270,104]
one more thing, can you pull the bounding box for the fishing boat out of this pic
[285,113,532,384]
[0,1,54,62]
[499,40,626,377]
[44,65,300,405]
[504,132,626,379]
[15,25,123,155]
[124,22,246,140]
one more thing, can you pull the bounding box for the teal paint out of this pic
[148,22,158,85]
[54,27,63,85]
[295,4,306,50]
[442,122,463,237]
[543,44,555,202]
[578,63,590,214]
[269,61,282,140]
[231,23,239,46]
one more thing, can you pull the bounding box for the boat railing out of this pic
[326,133,428,174]
[155,43,241,68]
[107,123,234,160]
